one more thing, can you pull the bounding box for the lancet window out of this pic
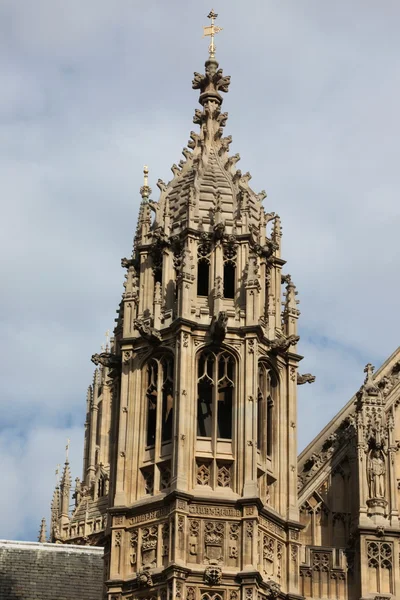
[197,349,235,440]
[145,355,174,448]
[257,363,278,458]
[197,237,212,297]
[223,239,237,299]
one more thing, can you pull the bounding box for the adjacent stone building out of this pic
[44,13,400,600]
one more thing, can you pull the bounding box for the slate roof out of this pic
[0,540,103,600]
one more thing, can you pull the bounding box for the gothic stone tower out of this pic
[100,18,305,600]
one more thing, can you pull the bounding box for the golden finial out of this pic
[65,438,70,462]
[203,9,223,59]
[140,165,152,201]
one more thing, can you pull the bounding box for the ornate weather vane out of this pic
[203,9,223,59]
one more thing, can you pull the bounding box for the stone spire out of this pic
[38,517,47,543]
[50,474,60,542]
[60,445,72,525]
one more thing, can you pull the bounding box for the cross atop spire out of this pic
[203,9,223,59]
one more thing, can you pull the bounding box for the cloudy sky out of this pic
[1,0,399,541]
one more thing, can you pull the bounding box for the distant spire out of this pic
[65,438,70,463]
[38,517,47,543]
[203,9,223,60]
[140,165,152,201]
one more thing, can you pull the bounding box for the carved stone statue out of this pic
[368,447,386,499]
[210,311,228,344]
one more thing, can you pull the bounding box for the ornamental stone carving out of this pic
[204,565,222,585]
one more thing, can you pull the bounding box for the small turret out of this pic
[38,517,47,543]
[50,470,61,542]
[59,441,72,527]
[282,275,300,338]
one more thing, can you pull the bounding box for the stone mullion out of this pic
[286,357,299,522]
[212,357,218,473]
[171,330,190,491]
[273,262,282,334]
[213,242,224,316]
[128,354,142,503]
[266,263,276,339]
[186,341,197,492]
[153,361,163,494]
[99,381,111,467]
[138,251,154,318]
[388,408,399,523]
[163,247,174,316]
[87,401,98,485]
[243,338,258,497]
[114,364,130,505]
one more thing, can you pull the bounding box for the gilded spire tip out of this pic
[140,165,151,201]
[203,8,223,60]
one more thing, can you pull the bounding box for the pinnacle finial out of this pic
[55,463,61,486]
[203,9,223,59]
[140,165,152,201]
[38,517,47,543]
[65,438,70,463]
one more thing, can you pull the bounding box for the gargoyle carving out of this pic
[136,568,153,588]
[265,579,281,599]
[297,373,316,385]
[213,222,225,240]
[270,335,300,352]
[210,311,228,344]
[121,257,135,269]
[134,319,162,345]
[91,352,121,380]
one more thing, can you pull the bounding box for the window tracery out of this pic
[197,350,234,440]
[223,238,237,299]
[145,355,174,447]
[197,236,212,297]
[257,363,277,458]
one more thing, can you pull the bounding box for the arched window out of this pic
[145,355,174,447]
[257,363,278,458]
[223,262,235,298]
[197,350,235,440]
[223,240,237,299]
[197,238,212,297]
[197,259,210,296]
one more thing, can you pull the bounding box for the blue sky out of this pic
[1,0,399,541]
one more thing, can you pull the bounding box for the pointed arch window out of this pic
[257,363,278,458]
[197,349,235,440]
[197,238,212,297]
[145,355,174,448]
